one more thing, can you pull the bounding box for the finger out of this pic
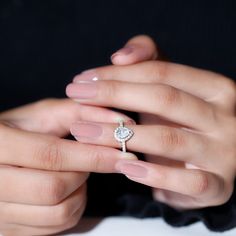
[0,185,86,227]
[110,35,158,65]
[2,204,85,235]
[66,80,217,131]
[0,124,136,172]
[0,99,134,137]
[76,103,136,124]
[0,209,84,234]
[153,189,203,210]
[70,122,211,167]
[73,61,236,110]
[115,160,225,205]
[0,165,88,205]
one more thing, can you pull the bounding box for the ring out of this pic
[114,120,134,152]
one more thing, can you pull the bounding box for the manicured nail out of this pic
[116,161,148,178]
[115,117,136,125]
[120,153,138,160]
[111,46,134,60]
[73,70,99,83]
[71,122,103,139]
[126,119,136,125]
[66,81,97,99]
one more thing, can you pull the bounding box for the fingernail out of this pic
[66,82,97,99]
[111,46,134,60]
[127,119,136,125]
[116,161,148,178]
[73,70,99,83]
[71,122,103,139]
[115,117,136,125]
[120,152,138,160]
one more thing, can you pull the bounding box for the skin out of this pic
[0,99,136,235]
[1,35,235,235]
[66,35,236,210]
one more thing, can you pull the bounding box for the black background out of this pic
[1,0,236,110]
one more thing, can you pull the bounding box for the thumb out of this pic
[111,35,158,65]
[0,99,135,137]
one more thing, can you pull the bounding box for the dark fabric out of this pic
[0,0,236,232]
[116,183,236,231]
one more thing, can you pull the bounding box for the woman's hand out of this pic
[0,99,134,235]
[66,35,236,210]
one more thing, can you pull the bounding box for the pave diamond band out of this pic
[114,120,134,152]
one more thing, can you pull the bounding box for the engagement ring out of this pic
[114,120,134,152]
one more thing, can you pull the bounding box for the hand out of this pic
[66,35,236,210]
[0,99,135,235]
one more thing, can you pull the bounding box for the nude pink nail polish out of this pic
[73,70,99,82]
[116,162,148,178]
[66,82,97,99]
[111,46,134,60]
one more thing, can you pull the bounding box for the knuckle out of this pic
[38,139,64,171]
[59,215,80,232]
[87,147,106,172]
[42,176,66,205]
[32,98,68,135]
[221,78,236,101]
[159,127,185,153]
[100,81,118,103]
[68,213,81,228]
[152,85,181,109]
[160,85,181,107]
[205,180,233,207]
[190,172,209,196]
[148,61,169,82]
[67,202,86,229]
[52,203,72,225]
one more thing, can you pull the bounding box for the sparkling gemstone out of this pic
[114,127,133,142]
[117,127,129,138]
